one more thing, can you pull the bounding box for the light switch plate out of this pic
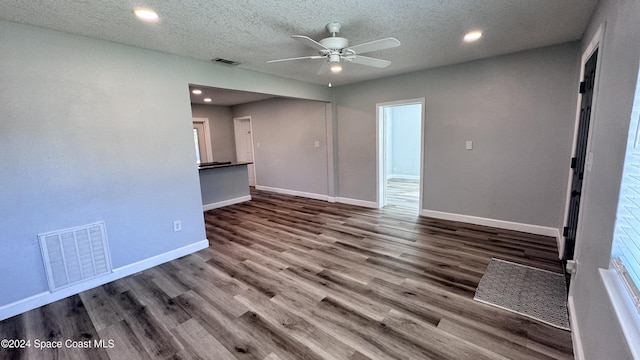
[314,141,320,148]
[465,141,473,150]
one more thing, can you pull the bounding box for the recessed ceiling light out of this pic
[133,7,159,22]
[191,89,202,95]
[464,31,483,42]
[203,98,212,102]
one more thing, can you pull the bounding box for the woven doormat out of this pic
[474,258,570,330]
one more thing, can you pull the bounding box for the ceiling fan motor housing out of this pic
[320,37,349,50]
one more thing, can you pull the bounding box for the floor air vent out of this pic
[38,221,112,292]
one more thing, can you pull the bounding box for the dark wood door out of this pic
[563,50,598,268]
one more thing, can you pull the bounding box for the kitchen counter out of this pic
[198,161,252,170]
[198,162,252,210]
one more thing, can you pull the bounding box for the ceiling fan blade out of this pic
[348,55,391,68]
[347,38,400,54]
[317,62,330,75]
[267,55,324,63]
[292,35,329,51]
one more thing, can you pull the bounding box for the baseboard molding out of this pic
[336,197,379,209]
[0,240,209,321]
[568,295,585,360]
[386,174,420,180]
[202,195,251,211]
[255,185,330,202]
[420,209,559,237]
[556,229,565,260]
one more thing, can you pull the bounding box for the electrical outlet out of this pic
[173,220,182,232]
[314,141,320,148]
[465,140,473,150]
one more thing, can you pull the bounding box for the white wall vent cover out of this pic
[38,221,113,292]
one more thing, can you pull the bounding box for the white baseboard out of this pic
[387,174,420,180]
[556,230,565,259]
[202,195,251,211]
[568,295,585,360]
[327,196,337,203]
[336,197,379,209]
[0,240,209,321]
[255,185,330,202]
[420,209,559,237]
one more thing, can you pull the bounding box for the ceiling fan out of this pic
[267,23,401,74]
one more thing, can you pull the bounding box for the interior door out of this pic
[563,49,598,267]
[234,117,255,186]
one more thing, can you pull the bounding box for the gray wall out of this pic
[389,104,422,178]
[335,43,579,229]
[0,20,329,311]
[232,98,330,196]
[570,0,640,358]
[190,104,237,162]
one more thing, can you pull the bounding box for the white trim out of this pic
[561,23,606,259]
[0,240,209,321]
[255,185,329,202]
[336,197,379,209]
[600,268,640,359]
[327,196,337,203]
[376,98,426,210]
[233,116,257,186]
[386,174,420,180]
[192,117,213,163]
[202,195,252,211]
[554,228,564,260]
[420,209,559,237]
[568,295,585,360]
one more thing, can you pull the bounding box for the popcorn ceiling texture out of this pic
[0,0,596,85]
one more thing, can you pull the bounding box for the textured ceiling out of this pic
[0,0,597,88]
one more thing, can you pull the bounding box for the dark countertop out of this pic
[198,161,252,170]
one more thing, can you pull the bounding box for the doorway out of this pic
[233,116,256,186]
[563,49,598,265]
[192,117,213,164]
[562,25,603,293]
[377,99,425,211]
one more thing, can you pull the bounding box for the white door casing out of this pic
[192,117,213,163]
[234,116,256,186]
[376,98,425,210]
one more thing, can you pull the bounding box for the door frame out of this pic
[233,116,257,186]
[192,117,213,163]
[560,23,605,259]
[376,98,426,210]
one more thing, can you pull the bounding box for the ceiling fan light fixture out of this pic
[330,63,342,73]
[133,7,159,22]
[464,31,483,42]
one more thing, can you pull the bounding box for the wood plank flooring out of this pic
[385,178,420,209]
[0,188,573,359]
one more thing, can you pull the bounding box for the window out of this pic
[611,65,640,314]
[192,118,213,165]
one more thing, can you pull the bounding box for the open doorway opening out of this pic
[377,99,425,211]
[233,116,256,186]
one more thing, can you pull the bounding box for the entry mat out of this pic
[474,258,570,330]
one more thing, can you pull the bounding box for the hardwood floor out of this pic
[385,178,420,209]
[0,189,573,359]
